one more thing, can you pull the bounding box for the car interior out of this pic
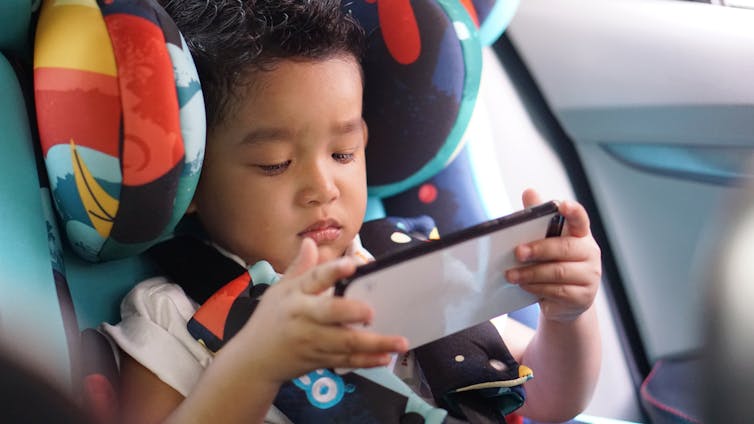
[2,0,753,423]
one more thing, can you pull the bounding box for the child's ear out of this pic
[361,118,369,147]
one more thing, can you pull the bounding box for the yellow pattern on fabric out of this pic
[70,140,119,237]
[34,0,117,76]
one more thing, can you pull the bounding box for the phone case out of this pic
[336,201,563,349]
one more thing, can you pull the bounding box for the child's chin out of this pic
[315,245,348,264]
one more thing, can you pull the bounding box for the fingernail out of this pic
[397,338,409,352]
[363,312,373,326]
[507,270,520,283]
[518,245,531,261]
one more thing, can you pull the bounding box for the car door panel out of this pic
[508,0,754,361]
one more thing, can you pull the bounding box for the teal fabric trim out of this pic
[0,55,72,386]
[248,260,280,286]
[165,33,206,248]
[559,105,754,148]
[479,0,520,46]
[365,196,386,221]
[99,238,166,263]
[0,0,31,54]
[65,250,157,329]
[602,143,754,186]
[367,0,483,199]
[41,188,66,276]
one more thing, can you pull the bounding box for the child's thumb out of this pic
[285,237,319,278]
[522,188,543,208]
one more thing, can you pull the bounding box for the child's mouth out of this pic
[299,220,342,244]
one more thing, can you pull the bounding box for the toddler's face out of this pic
[189,56,368,271]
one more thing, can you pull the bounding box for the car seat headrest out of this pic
[34,0,205,262]
[349,0,482,199]
[33,0,514,263]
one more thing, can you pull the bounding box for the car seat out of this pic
[1,0,524,420]
[0,0,80,395]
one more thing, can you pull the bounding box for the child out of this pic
[103,1,602,423]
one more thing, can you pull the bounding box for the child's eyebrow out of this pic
[240,127,293,145]
[332,118,364,135]
[239,118,363,146]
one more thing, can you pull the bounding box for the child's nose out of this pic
[299,162,339,205]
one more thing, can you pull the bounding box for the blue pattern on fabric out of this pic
[293,369,352,409]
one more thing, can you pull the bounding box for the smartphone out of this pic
[335,201,564,349]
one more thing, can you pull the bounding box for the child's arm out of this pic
[503,189,602,422]
[118,238,408,424]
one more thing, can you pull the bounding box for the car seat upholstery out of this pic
[33,0,205,331]
[32,0,205,420]
[0,0,79,394]
[1,0,523,420]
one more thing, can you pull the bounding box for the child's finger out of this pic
[298,256,357,295]
[312,327,408,357]
[316,350,394,370]
[329,349,406,370]
[514,236,599,263]
[506,260,599,286]
[522,188,543,208]
[337,352,394,369]
[559,200,591,238]
[284,237,319,278]
[513,281,595,312]
[306,296,374,326]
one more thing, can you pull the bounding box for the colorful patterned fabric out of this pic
[383,145,492,235]
[150,232,448,423]
[344,0,482,199]
[158,219,531,422]
[349,0,518,200]
[465,0,521,46]
[34,0,205,262]
[32,0,517,262]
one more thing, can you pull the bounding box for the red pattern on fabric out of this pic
[192,274,252,340]
[104,13,184,186]
[418,183,438,204]
[374,0,421,65]
[459,0,480,27]
[505,413,524,424]
[35,67,121,157]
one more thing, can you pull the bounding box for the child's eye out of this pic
[333,152,355,163]
[256,160,291,175]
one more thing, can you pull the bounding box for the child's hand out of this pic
[506,189,602,323]
[236,238,408,385]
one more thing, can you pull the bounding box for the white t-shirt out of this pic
[100,236,441,422]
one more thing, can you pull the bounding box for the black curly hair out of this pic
[160,0,366,130]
